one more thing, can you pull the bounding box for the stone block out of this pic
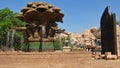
[105,55,117,60]
[63,46,71,52]
[95,52,101,55]
[101,54,105,59]
[94,55,101,59]
[105,52,111,55]
[94,52,102,59]
[117,56,120,59]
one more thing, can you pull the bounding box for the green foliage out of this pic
[21,43,27,51]
[0,8,26,49]
[13,32,23,50]
[54,38,63,50]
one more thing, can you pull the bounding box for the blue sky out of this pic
[0,0,120,33]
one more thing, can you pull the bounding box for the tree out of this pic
[0,8,26,50]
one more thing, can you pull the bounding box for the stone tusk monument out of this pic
[100,6,117,55]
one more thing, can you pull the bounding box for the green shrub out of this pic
[54,38,63,50]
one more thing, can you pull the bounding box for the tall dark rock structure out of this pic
[100,6,117,54]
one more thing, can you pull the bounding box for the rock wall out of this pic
[70,28,100,48]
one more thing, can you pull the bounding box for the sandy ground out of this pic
[0,51,120,68]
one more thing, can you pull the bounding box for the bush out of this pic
[21,43,27,51]
[54,38,63,50]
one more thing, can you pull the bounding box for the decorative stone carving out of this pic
[16,2,64,41]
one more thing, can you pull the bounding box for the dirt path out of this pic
[0,51,120,68]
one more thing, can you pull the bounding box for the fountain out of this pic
[16,2,65,51]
